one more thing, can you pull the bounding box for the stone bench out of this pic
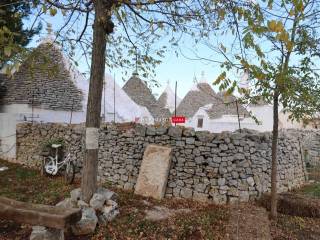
[0,196,82,239]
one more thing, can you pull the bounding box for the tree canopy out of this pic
[209,0,320,219]
[0,0,41,69]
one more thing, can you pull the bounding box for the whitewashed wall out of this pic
[0,113,18,160]
[182,104,306,133]
[0,104,86,160]
[185,108,258,133]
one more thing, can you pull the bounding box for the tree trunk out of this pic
[81,0,108,203]
[270,88,279,220]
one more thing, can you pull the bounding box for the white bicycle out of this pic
[42,144,75,184]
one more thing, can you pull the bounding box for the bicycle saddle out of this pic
[51,144,62,148]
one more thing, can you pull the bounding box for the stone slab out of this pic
[135,144,172,200]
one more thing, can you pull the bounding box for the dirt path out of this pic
[226,203,271,240]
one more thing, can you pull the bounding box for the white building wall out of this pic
[186,108,259,133]
[0,113,19,160]
[247,105,274,131]
[0,104,87,160]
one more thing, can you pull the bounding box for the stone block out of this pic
[135,144,172,200]
[180,188,193,198]
[183,128,195,137]
[195,131,214,142]
[30,226,63,240]
[168,127,182,138]
[71,207,98,236]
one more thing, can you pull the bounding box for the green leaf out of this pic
[49,8,57,16]
[4,46,11,57]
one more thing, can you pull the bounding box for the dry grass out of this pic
[262,183,320,240]
[259,193,320,218]
[271,214,320,240]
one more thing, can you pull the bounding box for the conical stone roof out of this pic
[157,83,181,113]
[176,82,221,118]
[122,73,171,119]
[205,92,249,119]
[0,42,84,111]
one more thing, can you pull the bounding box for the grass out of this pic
[0,159,230,240]
[297,183,320,198]
[0,159,77,204]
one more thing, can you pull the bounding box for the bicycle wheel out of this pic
[65,161,75,184]
[43,157,56,176]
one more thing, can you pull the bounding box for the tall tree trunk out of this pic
[270,88,279,220]
[81,0,110,203]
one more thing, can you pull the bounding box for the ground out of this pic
[1,159,320,240]
[270,182,320,240]
[0,160,229,240]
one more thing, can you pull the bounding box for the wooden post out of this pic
[81,0,114,202]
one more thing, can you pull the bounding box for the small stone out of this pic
[168,127,182,138]
[89,193,105,211]
[219,144,228,151]
[102,201,119,221]
[218,178,226,186]
[210,192,227,205]
[247,177,255,187]
[195,156,204,164]
[124,182,134,190]
[72,207,98,236]
[231,171,239,179]
[134,124,146,136]
[219,166,227,174]
[30,226,63,240]
[98,200,119,225]
[183,128,195,137]
[146,126,156,136]
[70,188,82,202]
[77,200,89,209]
[96,187,118,201]
[156,127,167,135]
[186,137,195,145]
[195,131,214,142]
[56,198,76,208]
[180,188,193,198]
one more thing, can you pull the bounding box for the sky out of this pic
[26,6,241,99]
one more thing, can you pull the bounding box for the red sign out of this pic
[171,116,186,124]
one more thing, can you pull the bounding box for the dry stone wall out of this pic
[286,129,320,167]
[16,123,307,204]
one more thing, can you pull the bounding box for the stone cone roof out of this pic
[102,74,153,122]
[157,84,181,114]
[176,82,221,118]
[206,92,249,119]
[0,42,84,111]
[122,73,171,119]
